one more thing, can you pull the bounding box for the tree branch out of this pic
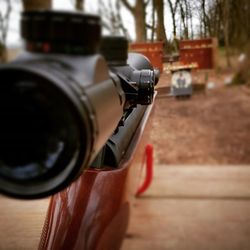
[145,0,151,7]
[120,0,135,13]
[146,23,154,29]
[174,0,180,13]
[115,0,131,39]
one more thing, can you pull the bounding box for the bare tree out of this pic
[168,0,249,56]
[188,1,194,39]
[145,1,156,42]
[182,0,191,39]
[224,0,250,49]
[201,0,212,37]
[0,0,12,62]
[166,0,180,50]
[150,1,156,41]
[207,0,221,38]
[154,0,167,42]
[120,0,148,42]
[98,0,130,39]
[166,0,180,39]
[179,0,188,39]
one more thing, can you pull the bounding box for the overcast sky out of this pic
[5,0,174,46]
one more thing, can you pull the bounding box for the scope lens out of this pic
[0,70,85,197]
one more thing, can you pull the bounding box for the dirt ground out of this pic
[151,70,250,165]
[123,68,250,250]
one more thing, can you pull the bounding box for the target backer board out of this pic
[171,70,193,97]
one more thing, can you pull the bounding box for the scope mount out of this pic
[21,10,101,55]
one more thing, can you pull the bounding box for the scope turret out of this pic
[21,10,101,55]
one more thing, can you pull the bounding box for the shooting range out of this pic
[0,1,250,250]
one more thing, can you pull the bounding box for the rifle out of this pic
[0,10,158,249]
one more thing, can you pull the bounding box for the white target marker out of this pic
[171,70,192,89]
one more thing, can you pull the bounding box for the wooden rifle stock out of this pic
[39,98,155,250]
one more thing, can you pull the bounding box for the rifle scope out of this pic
[0,11,156,199]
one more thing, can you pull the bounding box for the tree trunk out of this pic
[201,0,207,37]
[167,0,179,51]
[151,1,156,41]
[179,1,188,39]
[188,1,194,39]
[134,0,147,41]
[22,0,51,10]
[183,0,189,39]
[167,0,178,38]
[201,0,212,37]
[223,0,231,67]
[0,43,7,63]
[120,0,147,42]
[154,0,167,42]
[75,0,84,11]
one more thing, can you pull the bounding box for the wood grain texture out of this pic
[1,165,250,250]
[0,197,49,250]
[122,165,250,250]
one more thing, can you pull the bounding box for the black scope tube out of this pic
[0,11,157,199]
[0,53,125,198]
